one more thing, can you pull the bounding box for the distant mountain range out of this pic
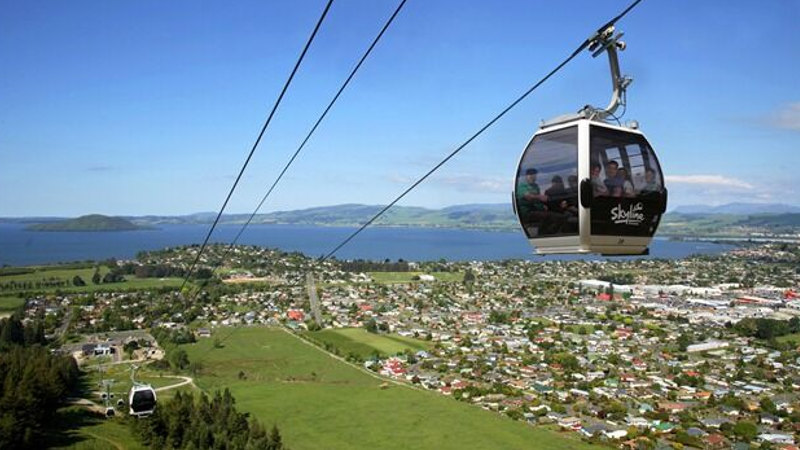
[5,202,800,236]
[129,203,517,230]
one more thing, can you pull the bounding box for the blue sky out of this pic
[1,0,798,217]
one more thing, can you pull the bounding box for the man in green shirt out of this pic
[517,168,566,236]
[517,168,547,217]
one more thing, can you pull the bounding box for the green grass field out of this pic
[777,333,800,345]
[0,265,186,294]
[48,406,145,450]
[181,326,596,450]
[368,271,463,283]
[0,296,25,313]
[305,327,431,359]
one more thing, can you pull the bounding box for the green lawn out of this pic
[368,271,463,283]
[181,326,596,450]
[0,265,186,294]
[0,296,25,312]
[777,333,800,345]
[305,327,431,359]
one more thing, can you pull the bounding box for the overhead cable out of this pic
[179,0,335,292]
[320,0,644,261]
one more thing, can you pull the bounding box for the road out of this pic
[155,375,194,392]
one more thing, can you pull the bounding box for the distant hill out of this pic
[671,202,800,215]
[9,203,800,236]
[124,203,519,230]
[739,213,800,227]
[27,214,148,231]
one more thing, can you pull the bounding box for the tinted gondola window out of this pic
[515,126,578,238]
[590,126,664,237]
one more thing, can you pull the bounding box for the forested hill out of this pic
[27,214,147,231]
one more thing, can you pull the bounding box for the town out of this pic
[13,242,800,449]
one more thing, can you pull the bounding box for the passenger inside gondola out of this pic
[639,168,660,194]
[604,161,623,197]
[591,162,608,197]
[617,167,635,198]
[516,168,563,236]
[563,174,579,232]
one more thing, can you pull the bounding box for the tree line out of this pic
[131,389,285,449]
[339,259,411,273]
[732,316,800,340]
[0,315,80,449]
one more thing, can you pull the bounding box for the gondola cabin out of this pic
[513,117,667,255]
[129,384,157,417]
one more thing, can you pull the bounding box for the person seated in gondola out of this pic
[617,167,636,198]
[543,175,569,234]
[590,163,608,197]
[517,168,562,235]
[563,174,580,232]
[639,168,660,194]
[604,161,624,197]
[545,175,568,212]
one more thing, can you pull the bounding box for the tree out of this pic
[72,275,86,286]
[760,397,777,414]
[463,270,475,284]
[168,348,190,371]
[92,268,101,284]
[676,333,692,352]
[364,318,378,334]
[268,424,283,450]
[732,421,757,442]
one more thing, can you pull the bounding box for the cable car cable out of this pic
[319,0,645,262]
[226,0,406,254]
[190,0,646,359]
[184,0,407,304]
[187,1,408,355]
[178,0,335,293]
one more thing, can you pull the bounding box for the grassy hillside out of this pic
[181,326,595,450]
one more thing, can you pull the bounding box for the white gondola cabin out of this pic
[512,25,667,255]
[129,384,157,417]
[513,117,666,255]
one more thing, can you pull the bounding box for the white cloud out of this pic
[387,174,413,184]
[665,174,753,189]
[435,175,509,193]
[769,102,800,131]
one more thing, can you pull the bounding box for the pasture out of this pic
[181,326,595,450]
[0,264,186,294]
[304,327,431,359]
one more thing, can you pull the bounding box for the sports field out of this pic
[182,326,596,450]
[0,265,186,294]
[368,271,464,283]
[304,327,431,359]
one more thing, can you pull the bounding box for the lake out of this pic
[0,223,734,266]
